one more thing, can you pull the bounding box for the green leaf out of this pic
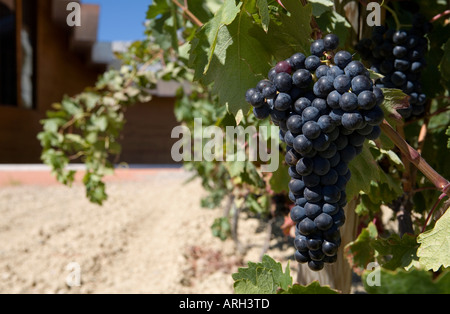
[269,153,290,193]
[145,0,181,51]
[417,209,450,271]
[370,233,419,271]
[256,0,270,32]
[308,0,334,17]
[241,161,265,188]
[362,268,450,294]
[91,115,108,132]
[191,10,271,117]
[379,88,409,127]
[246,194,270,215]
[193,0,242,74]
[211,217,231,241]
[344,222,378,275]
[225,159,246,178]
[186,0,214,24]
[315,10,350,47]
[61,98,83,116]
[42,118,66,133]
[346,143,380,201]
[265,0,313,59]
[446,126,450,149]
[367,68,384,81]
[438,38,450,89]
[278,281,339,294]
[232,255,292,294]
[146,0,169,19]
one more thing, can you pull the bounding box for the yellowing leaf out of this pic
[417,209,450,271]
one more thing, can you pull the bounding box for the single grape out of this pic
[293,134,313,155]
[344,61,366,79]
[291,205,307,223]
[305,55,322,72]
[333,75,351,94]
[275,60,292,74]
[339,92,358,111]
[304,202,322,219]
[302,106,321,122]
[302,121,322,140]
[289,52,306,70]
[311,39,325,57]
[274,92,292,111]
[351,75,373,95]
[334,50,352,69]
[292,69,313,88]
[286,114,303,134]
[308,260,324,271]
[298,218,317,235]
[273,72,292,92]
[322,240,338,256]
[323,34,340,51]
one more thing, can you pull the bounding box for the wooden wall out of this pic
[118,97,180,165]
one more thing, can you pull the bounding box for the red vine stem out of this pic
[421,193,448,233]
[430,10,450,23]
[171,0,204,27]
[412,186,439,194]
[380,120,450,197]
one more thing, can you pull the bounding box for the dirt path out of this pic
[0,169,296,294]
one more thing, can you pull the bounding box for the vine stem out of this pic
[380,120,450,197]
[430,10,450,23]
[381,1,401,31]
[412,186,439,194]
[403,105,450,126]
[171,0,204,27]
[421,193,448,233]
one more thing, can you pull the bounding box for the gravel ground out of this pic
[0,169,297,294]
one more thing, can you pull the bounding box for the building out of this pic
[0,0,179,164]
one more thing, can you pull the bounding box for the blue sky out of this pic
[83,0,151,42]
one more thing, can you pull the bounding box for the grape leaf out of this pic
[146,0,169,19]
[438,38,450,90]
[380,88,409,127]
[211,217,231,241]
[446,126,450,149]
[189,0,313,118]
[308,0,334,17]
[362,268,450,294]
[225,159,246,178]
[367,68,384,81]
[278,281,339,294]
[417,209,450,271]
[264,0,313,60]
[370,233,419,271]
[344,222,378,275]
[191,9,271,117]
[185,0,214,24]
[315,10,351,48]
[268,154,290,193]
[256,0,270,32]
[194,0,242,74]
[232,255,292,294]
[145,0,180,51]
[346,143,381,201]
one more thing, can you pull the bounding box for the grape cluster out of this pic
[245,34,384,271]
[355,15,431,119]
